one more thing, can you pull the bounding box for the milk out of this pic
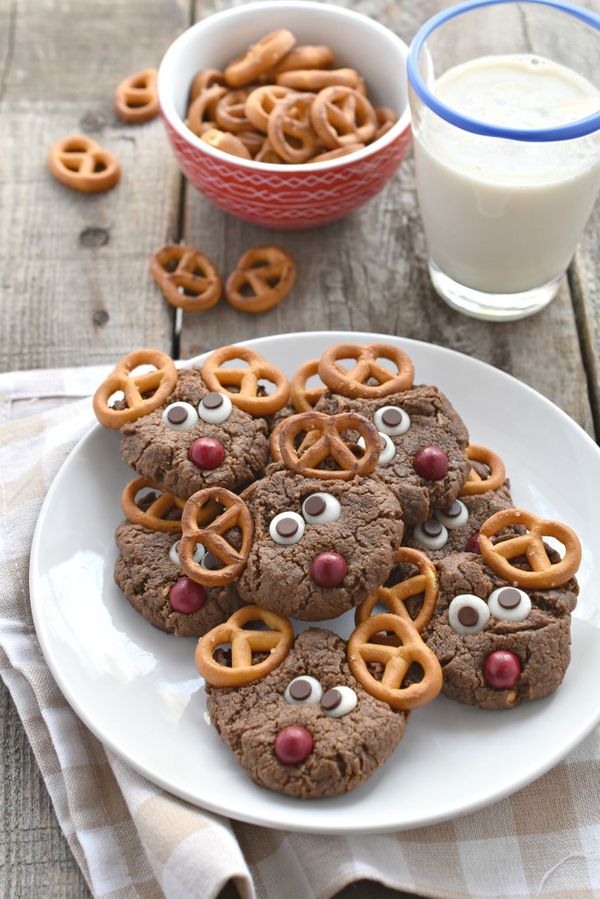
[413,55,600,294]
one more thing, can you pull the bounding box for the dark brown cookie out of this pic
[205,628,406,798]
[114,520,244,636]
[237,466,404,620]
[315,385,470,525]
[119,368,269,499]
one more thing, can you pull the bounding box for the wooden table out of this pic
[1,0,599,895]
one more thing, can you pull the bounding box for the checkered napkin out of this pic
[1,365,600,899]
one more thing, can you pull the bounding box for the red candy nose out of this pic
[484,650,521,689]
[274,725,314,765]
[413,445,449,480]
[188,437,225,470]
[310,551,347,587]
[168,578,207,614]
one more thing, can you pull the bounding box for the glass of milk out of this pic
[408,0,600,321]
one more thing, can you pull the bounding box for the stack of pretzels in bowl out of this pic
[93,341,582,799]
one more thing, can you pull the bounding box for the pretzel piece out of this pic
[225,246,296,313]
[180,487,253,586]
[150,243,222,312]
[310,86,377,149]
[479,509,581,589]
[318,343,415,398]
[348,614,442,710]
[290,359,325,412]
[460,445,506,496]
[48,135,120,193]
[200,128,251,159]
[307,143,364,163]
[374,106,398,140]
[245,84,293,132]
[186,85,228,137]
[268,92,318,163]
[202,345,290,415]
[276,68,360,91]
[269,44,334,75]
[189,68,226,103]
[277,410,380,479]
[121,477,185,532]
[225,30,296,87]
[114,68,159,123]
[93,349,178,428]
[196,605,294,687]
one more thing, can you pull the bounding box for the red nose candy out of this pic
[168,578,207,614]
[188,437,224,470]
[274,725,314,765]
[413,445,449,480]
[310,551,347,587]
[466,532,482,554]
[484,650,521,689]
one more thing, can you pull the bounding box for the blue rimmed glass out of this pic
[408,0,600,321]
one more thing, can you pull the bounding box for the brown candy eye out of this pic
[269,511,305,545]
[284,676,322,705]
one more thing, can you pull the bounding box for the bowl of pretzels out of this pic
[158,1,412,229]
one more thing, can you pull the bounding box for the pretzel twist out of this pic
[93,349,178,428]
[201,128,251,159]
[48,135,120,193]
[276,68,359,91]
[225,30,296,87]
[215,88,253,133]
[479,509,581,588]
[277,410,380,479]
[180,487,253,586]
[196,605,294,687]
[202,345,290,415]
[460,445,506,496]
[186,85,228,137]
[114,68,159,123]
[310,86,377,149]
[245,84,293,132]
[150,244,222,311]
[267,92,318,163]
[121,478,185,532]
[290,359,325,412]
[348,614,443,710]
[318,343,414,398]
[189,68,226,103]
[225,246,296,313]
[374,106,399,140]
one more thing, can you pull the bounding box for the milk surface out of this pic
[413,55,600,293]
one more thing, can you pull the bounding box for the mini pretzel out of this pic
[268,93,318,163]
[215,89,253,133]
[254,139,284,163]
[202,345,290,415]
[179,487,253,586]
[479,509,582,589]
[121,477,185,532]
[374,106,398,140]
[318,343,415,398]
[114,68,159,123]
[460,445,506,496]
[93,349,178,428]
[150,244,222,312]
[290,359,325,412]
[269,44,334,75]
[225,30,296,87]
[48,135,120,193]
[277,411,380,480]
[355,547,438,638]
[236,130,265,155]
[201,128,251,159]
[190,68,226,102]
[196,605,294,687]
[308,143,364,163]
[225,246,296,313]
[348,614,443,710]
[310,86,377,149]
[186,85,228,137]
[245,84,293,132]
[276,68,359,91]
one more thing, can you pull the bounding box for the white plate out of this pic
[30,331,600,834]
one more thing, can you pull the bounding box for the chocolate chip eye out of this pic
[321,685,357,717]
[198,392,233,424]
[487,586,531,622]
[301,492,341,524]
[413,519,449,550]
[373,405,411,436]
[284,675,322,705]
[435,500,468,530]
[448,594,490,634]
[168,540,205,567]
[269,511,305,545]
[162,402,199,431]
[357,432,396,466]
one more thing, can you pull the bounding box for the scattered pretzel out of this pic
[308,143,364,163]
[245,84,293,132]
[114,68,159,123]
[202,345,290,415]
[311,86,377,149]
[225,30,296,87]
[180,487,254,586]
[276,68,359,91]
[460,445,506,496]
[355,548,439,639]
[277,410,381,480]
[479,509,581,589]
[121,478,185,532]
[318,343,415,398]
[93,349,178,428]
[48,135,120,193]
[268,92,318,163]
[290,359,325,412]
[150,244,222,312]
[201,128,251,159]
[348,613,443,710]
[225,246,296,314]
[270,44,334,75]
[196,605,294,687]
[186,85,228,137]
[189,68,226,103]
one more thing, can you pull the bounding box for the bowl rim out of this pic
[157,0,412,173]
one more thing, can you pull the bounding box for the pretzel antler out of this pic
[277,411,381,479]
[93,349,178,428]
[460,445,506,496]
[202,345,290,415]
[180,487,253,586]
[318,343,414,398]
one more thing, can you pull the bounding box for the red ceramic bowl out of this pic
[158,1,412,230]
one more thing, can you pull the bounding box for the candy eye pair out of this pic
[162,393,233,430]
[449,586,532,635]
[270,493,341,545]
[412,500,469,550]
[284,676,357,717]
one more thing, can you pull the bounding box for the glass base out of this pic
[428,261,563,322]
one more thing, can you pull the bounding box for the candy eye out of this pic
[412,519,449,550]
[357,432,396,466]
[487,586,532,622]
[302,492,341,524]
[198,392,233,424]
[168,540,205,567]
[284,675,323,705]
[448,594,490,634]
[162,402,199,430]
[269,511,305,544]
[320,685,357,717]
[373,405,411,436]
[435,500,468,530]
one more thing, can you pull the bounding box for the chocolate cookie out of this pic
[119,368,269,499]
[205,627,406,798]
[315,386,470,525]
[423,551,578,710]
[114,520,244,636]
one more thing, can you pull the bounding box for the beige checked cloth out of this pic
[1,365,600,899]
